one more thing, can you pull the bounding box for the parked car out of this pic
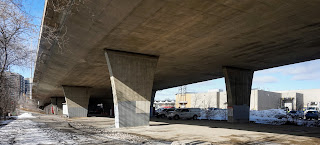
[305,111,319,120]
[275,114,286,119]
[167,108,201,120]
[156,108,175,118]
[288,111,304,119]
[207,108,219,111]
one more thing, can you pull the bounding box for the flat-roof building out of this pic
[176,89,320,111]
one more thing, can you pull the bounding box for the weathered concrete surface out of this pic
[34,0,320,103]
[105,50,158,127]
[63,86,90,118]
[223,67,253,123]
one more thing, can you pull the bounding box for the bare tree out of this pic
[0,0,35,119]
[0,0,96,118]
[192,94,199,108]
[0,76,19,119]
[0,0,35,78]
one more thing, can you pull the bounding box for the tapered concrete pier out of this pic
[105,50,158,128]
[223,67,254,123]
[62,86,90,118]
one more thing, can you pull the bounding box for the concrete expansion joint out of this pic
[104,48,159,59]
[61,85,91,89]
[222,66,253,72]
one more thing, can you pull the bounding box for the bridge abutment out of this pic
[62,86,90,118]
[105,50,158,128]
[223,67,254,123]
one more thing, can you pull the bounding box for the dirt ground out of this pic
[3,111,320,145]
[0,111,169,144]
[67,116,320,144]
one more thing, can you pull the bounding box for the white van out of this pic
[167,108,201,120]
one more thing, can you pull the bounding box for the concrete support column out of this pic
[105,49,158,128]
[223,67,254,123]
[150,90,156,117]
[62,86,90,118]
[217,92,220,108]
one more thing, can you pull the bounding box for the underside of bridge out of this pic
[33,0,320,127]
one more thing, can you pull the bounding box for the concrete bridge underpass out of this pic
[33,0,320,128]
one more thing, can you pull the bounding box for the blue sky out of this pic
[10,0,45,78]
[11,1,320,100]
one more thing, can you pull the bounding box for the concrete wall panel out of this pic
[257,90,281,110]
[190,92,219,108]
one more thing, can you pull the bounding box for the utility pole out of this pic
[178,85,187,108]
[29,41,33,100]
[29,41,33,78]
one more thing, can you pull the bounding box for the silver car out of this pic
[167,108,201,120]
[156,108,175,118]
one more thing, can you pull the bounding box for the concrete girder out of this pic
[105,49,158,128]
[62,86,90,118]
[223,67,254,123]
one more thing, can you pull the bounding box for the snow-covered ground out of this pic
[0,113,101,144]
[198,109,320,127]
[0,113,170,144]
[199,109,228,121]
[16,113,36,119]
[250,109,287,125]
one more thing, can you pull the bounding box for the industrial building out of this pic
[176,89,319,111]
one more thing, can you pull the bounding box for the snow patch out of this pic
[17,113,36,119]
[0,120,12,125]
[198,109,227,120]
[0,119,98,144]
[250,109,287,125]
[198,109,319,126]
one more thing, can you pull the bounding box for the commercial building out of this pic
[154,100,175,109]
[278,89,320,109]
[176,89,319,111]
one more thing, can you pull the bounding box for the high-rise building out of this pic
[24,78,33,99]
[4,72,25,99]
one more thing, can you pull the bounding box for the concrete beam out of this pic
[62,86,90,118]
[105,49,158,128]
[223,67,254,123]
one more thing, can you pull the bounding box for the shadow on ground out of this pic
[151,117,320,138]
[0,118,16,129]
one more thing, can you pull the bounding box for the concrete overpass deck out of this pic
[33,0,320,127]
